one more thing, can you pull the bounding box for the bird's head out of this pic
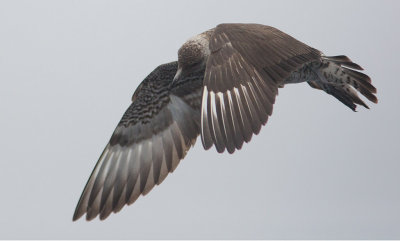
[173,36,210,82]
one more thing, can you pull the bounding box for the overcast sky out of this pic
[0,0,399,239]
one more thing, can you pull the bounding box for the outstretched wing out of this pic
[73,62,203,221]
[201,23,322,153]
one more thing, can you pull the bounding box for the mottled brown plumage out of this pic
[73,23,377,221]
[73,62,204,221]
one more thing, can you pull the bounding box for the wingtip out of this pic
[72,210,84,222]
[201,139,213,150]
[99,213,111,221]
[215,144,226,153]
[86,214,97,222]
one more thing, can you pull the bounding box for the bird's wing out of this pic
[201,23,322,153]
[73,62,202,221]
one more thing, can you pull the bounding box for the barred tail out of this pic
[309,55,378,111]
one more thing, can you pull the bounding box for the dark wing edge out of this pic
[73,74,201,221]
[201,24,321,153]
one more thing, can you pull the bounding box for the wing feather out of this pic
[218,92,236,153]
[200,87,213,149]
[112,148,130,210]
[73,62,203,221]
[201,24,321,152]
[151,135,164,184]
[226,90,244,150]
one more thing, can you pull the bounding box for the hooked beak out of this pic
[173,67,182,82]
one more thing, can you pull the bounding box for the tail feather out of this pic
[310,55,377,111]
[347,89,370,109]
[357,82,378,103]
[343,67,376,92]
[308,81,369,111]
[327,85,357,111]
[324,55,364,70]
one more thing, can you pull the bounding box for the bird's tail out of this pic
[308,55,378,111]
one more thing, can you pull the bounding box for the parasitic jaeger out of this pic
[73,23,378,221]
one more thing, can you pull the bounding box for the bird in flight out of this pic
[73,23,377,221]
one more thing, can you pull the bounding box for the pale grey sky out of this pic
[0,0,399,239]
